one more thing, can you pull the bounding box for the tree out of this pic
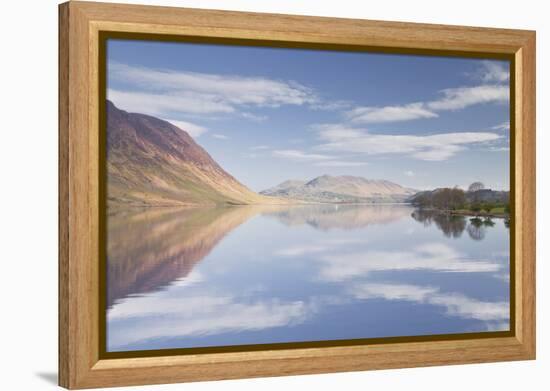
[482,203,493,213]
[468,182,485,192]
[449,187,466,210]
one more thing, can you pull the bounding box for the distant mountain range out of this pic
[261,175,417,203]
[107,100,275,206]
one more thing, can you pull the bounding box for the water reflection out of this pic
[264,203,412,230]
[411,209,504,241]
[107,204,510,352]
[411,210,467,238]
[107,206,265,307]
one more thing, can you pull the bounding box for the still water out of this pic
[106,204,510,352]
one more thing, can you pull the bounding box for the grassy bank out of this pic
[447,206,508,218]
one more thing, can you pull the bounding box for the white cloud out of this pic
[492,122,510,131]
[315,124,501,161]
[430,293,509,322]
[343,61,509,125]
[427,85,509,111]
[108,62,317,119]
[488,146,510,152]
[250,145,270,150]
[108,89,234,116]
[346,103,438,124]
[272,149,332,162]
[352,283,438,302]
[475,61,510,83]
[164,118,208,138]
[314,124,366,141]
[404,170,415,177]
[212,134,229,140]
[314,161,368,167]
[411,144,464,161]
[310,100,353,111]
[241,112,268,122]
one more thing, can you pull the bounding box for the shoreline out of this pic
[107,201,413,209]
[415,207,509,219]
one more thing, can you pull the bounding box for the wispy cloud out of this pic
[473,61,510,83]
[404,170,415,177]
[488,146,510,152]
[314,161,368,167]
[108,62,318,119]
[345,61,509,125]
[310,100,353,111]
[250,145,270,150]
[492,122,510,131]
[164,119,208,138]
[108,89,234,116]
[427,85,509,111]
[241,112,268,122]
[346,103,438,124]
[314,124,501,161]
[271,149,365,166]
[272,149,332,162]
[212,134,229,140]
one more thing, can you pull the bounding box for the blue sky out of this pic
[107,39,510,192]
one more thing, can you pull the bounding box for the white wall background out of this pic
[1,0,546,389]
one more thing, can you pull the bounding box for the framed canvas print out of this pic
[59,1,536,389]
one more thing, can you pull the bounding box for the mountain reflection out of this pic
[107,205,265,308]
[107,204,416,308]
[263,203,411,230]
[107,204,510,351]
[107,205,508,309]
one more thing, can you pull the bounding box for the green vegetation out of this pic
[410,182,510,217]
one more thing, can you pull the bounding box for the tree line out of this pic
[410,182,510,214]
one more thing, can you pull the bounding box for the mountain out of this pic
[106,100,273,206]
[261,175,416,203]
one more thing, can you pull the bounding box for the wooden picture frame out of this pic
[59,1,536,389]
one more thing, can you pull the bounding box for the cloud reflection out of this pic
[351,282,509,325]
[107,204,510,351]
[108,293,310,350]
[317,243,502,281]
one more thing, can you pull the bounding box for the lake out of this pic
[106,204,510,352]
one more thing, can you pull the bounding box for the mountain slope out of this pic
[107,100,272,206]
[261,175,416,203]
